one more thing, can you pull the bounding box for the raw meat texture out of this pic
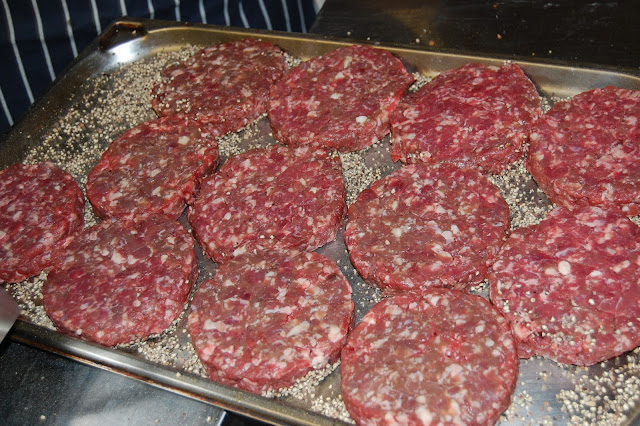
[490,206,640,366]
[152,39,286,135]
[86,116,219,220]
[528,86,640,215]
[341,289,518,425]
[391,62,541,173]
[345,162,509,293]
[188,250,354,394]
[43,215,198,347]
[188,144,346,263]
[0,162,84,283]
[268,44,414,151]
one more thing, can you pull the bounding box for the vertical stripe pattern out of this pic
[297,0,307,33]
[223,0,231,25]
[258,0,273,30]
[0,85,13,126]
[89,0,101,34]
[30,0,55,80]
[0,0,318,134]
[2,0,34,102]
[147,0,155,19]
[280,0,292,32]
[174,0,181,21]
[60,0,78,57]
[198,0,207,23]
[238,1,249,28]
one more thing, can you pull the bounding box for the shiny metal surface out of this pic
[0,287,20,342]
[2,17,640,425]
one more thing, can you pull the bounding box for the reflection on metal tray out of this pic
[3,18,640,425]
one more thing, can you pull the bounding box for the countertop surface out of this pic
[1,1,639,425]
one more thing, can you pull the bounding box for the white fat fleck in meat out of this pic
[391,227,403,238]
[385,304,403,316]
[613,260,631,273]
[442,363,464,382]
[286,320,310,337]
[108,191,123,201]
[111,251,126,264]
[328,325,342,343]
[441,230,454,244]
[264,306,293,315]
[558,260,571,275]
[356,116,367,124]
[415,407,434,425]
[204,320,229,332]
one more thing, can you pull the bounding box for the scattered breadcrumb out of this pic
[408,71,432,92]
[488,159,553,230]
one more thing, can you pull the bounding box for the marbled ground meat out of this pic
[188,250,354,394]
[341,288,518,425]
[268,44,414,152]
[43,215,197,347]
[528,86,640,215]
[391,62,541,174]
[345,162,509,294]
[0,162,84,283]
[188,144,346,263]
[152,38,286,135]
[490,206,640,366]
[86,116,219,220]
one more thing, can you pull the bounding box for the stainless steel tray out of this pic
[3,18,640,425]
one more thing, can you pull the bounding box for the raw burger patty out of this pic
[43,215,198,347]
[345,162,509,293]
[86,116,219,220]
[490,206,640,366]
[268,44,414,151]
[188,250,354,394]
[341,288,518,425]
[0,162,84,283]
[528,86,640,215]
[391,62,541,173]
[152,39,286,134]
[188,145,346,263]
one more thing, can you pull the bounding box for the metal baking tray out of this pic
[3,18,640,425]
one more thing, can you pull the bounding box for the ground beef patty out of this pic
[86,116,219,220]
[490,206,640,366]
[528,86,640,215]
[43,215,197,347]
[188,250,354,394]
[152,39,286,135]
[341,288,518,425]
[391,62,541,174]
[268,44,414,152]
[188,145,346,263]
[345,162,509,294]
[0,162,84,283]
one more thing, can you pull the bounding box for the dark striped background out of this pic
[0,0,319,136]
